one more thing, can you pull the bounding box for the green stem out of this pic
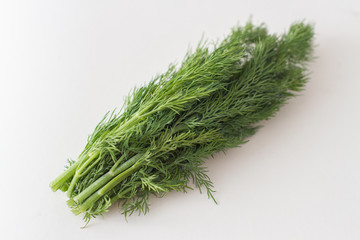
[110,154,126,172]
[70,153,143,204]
[66,105,153,198]
[66,104,153,197]
[49,161,80,192]
[59,183,69,192]
[65,104,154,199]
[73,159,144,215]
[67,151,100,197]
[111,104,156,137]
[78,155,102,178]
[110,183,141,204]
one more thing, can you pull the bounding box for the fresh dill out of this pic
[50,21,314,224]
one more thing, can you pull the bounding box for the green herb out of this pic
[50,21,314,224]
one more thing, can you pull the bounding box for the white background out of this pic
[1,0,359,239]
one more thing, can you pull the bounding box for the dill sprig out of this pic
[50,21,314,224]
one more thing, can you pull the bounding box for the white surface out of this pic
[1,0,360,239]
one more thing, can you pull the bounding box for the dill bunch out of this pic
[50,21,314,223]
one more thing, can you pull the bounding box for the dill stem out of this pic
[71,153,143,204]
[49,161,79,192]
[110,183,141,204]
[115,105,154,133]
[74,160,143,214]
[67,105,153,198]
[110,154,126,172]
[66,151,101,197]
